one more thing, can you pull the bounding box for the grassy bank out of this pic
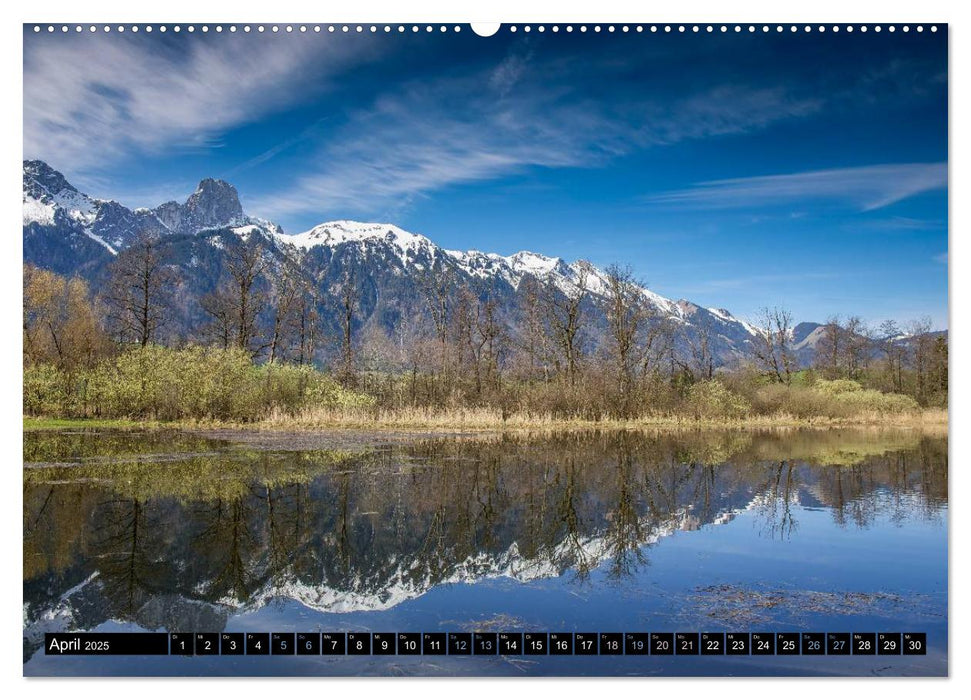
[24,406,947,434]
[23,417,169,431]
[24,345,947,434]
[259,405,949,431]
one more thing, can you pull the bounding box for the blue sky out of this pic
[23,25,948,328]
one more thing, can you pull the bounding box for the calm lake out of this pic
[23,427,948,676]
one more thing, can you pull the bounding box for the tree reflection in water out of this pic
[23,428,947,646]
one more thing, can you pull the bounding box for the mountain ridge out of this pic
[29,159,916,367]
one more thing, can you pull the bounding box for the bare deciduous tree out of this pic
[878,319,906,392]
[685,318,715,382]
[267,266,303,364]
[290,285,319,365]
[816,315,844,379]
[419,262,455,382]
[104,232,177,347]
[602,264,653,414]
[844,316,871,379]
[516,276,553,382]
[201,237,268,355]
[477,296,504,392]
[752,306,795,384]
[337,266,358,385]
[908,316,934,401]
[200,286,234,350]
[453,286,505,395]
[930,334,948,397]
[544,264,588,387]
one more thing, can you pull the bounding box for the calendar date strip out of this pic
[44,631,927,656]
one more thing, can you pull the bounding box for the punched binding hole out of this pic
[471,23,500,37]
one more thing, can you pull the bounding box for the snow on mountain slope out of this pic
[275,220,700,322]
[23,161,268,258]
[23,161,119,255]
[23,162,762,352]
[507,250,563,277]
[285,220,432,252]
[23,160,98,225]
[708,307,760,337]
[51,188,99,224]
[22,491,753,642]
[230,506,697,614]
[22,196,55,226]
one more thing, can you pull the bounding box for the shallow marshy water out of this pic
[23,427,947,676]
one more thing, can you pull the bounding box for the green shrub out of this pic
[814,379,866,395]
[684,380,751,419]
[24,364,73,416]
[745,379,920,418]
[814,379,919,414]
[23,345,376,421]
[305,374,377,409]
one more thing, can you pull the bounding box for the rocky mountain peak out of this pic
[183,178,243,229]
[22,161,767,363]
[149,177,244,235]
[23,160,78,200]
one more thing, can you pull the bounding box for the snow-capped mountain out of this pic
[24,160,165,274]
[278,220,685,310]
[23,160,760,360]
[23,161,277,257]
[284,220,431,253]
[270,219,757,343]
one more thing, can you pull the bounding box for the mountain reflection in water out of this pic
[23,428,947,664]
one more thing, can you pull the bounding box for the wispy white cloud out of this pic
[489,49,532,97]
[247,85,612,220]
[648,163,947,211]
[28,33,928,227]
[248,60,822,224]
[633,86,822,146]
[23,34,380,176]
